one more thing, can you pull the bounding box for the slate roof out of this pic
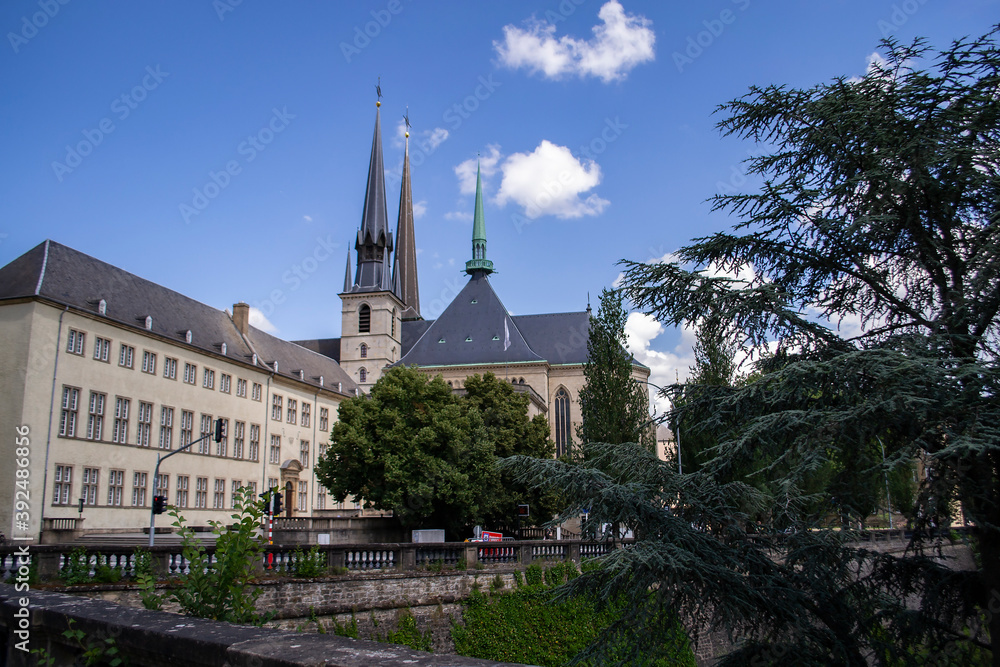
[0,240,356,394]
[511,311,592,365]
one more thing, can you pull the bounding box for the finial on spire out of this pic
[376,77,382,107]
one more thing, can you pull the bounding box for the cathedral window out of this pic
[554,388,571,458]
[360,343,368,358]
[359,368,367,383]
[358,304,371,333]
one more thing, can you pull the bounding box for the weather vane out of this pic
[403,106,411,131]
[375,77,382,104]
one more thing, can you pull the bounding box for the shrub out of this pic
[292,545,327,578]
[60,547,91,585]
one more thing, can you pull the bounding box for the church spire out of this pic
[393,114,421,320]
[465,161,494,276]
[350,94,394,293]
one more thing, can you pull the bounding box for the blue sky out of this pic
[1,1,996,404]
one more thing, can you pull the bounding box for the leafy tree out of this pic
[508,30,1000,664]
[577,288,655,453]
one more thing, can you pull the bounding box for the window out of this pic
[299,440,310,467]
[119,344,134,369]
[66,329,85,355]
[60,386,79,437]
[176,475,189,508]
[301,403,311,428]
[154,473,169,499]
[141,350,156,374]
[316,485,326,510]
[246,481,257,498]
[236,378,247,398]
[82,468,99,506]
[195,477,208,509]
[220,373,231,393]
[159,407,173,449]
[87,391,105,441]
[319,441,328,460]
[53,465,72,505]
[267,478,278,494]
[359,368,367,383]
[216,418,228,457]
[164,357,177,380]
[112,397,130,444]
[183,363,197,384]
[231,480,243,508]
[132,471,148,507]
[252,382,262,401]
[137,401,153,447]
[233,421,245,459]
[249,424,260,462]
[203,368,215,389]
[319,407,329,432]
[272,394,282,421]
[392,309,396,337]
[180,410,194,449]
[287,398,297,424]
[107,469,124,506]
[297,481,307,512]
[269,434,281,464]
[94,336,110,362]
[199,414,212,454]
[554,388,572,458]
[213,479,225,509]
[358,304,371,332]
[360,343,368,358]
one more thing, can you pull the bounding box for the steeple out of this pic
[465,162,494,276]
[349,97,394,293]
[393,118,421,320]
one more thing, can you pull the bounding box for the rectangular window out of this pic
[87,391,105,441]
[183,363,197,384]
[137,401,153,447]
[53,465,72,505]
[94,336,111,362]
[287,399,297,424]
[154,473,169,499]
[213,479,225,509]
[249,424,260,462]
[107,469,124,506]
[236,378,247,398]
[164,357,177,380]
[246,481,257,498]
[297,481,307,513]
[233,421,245,459]
[176,475,189,508]
[267,477,278,494]
[119,344,135,369]
[66,329,85,355]
[216,418,228,457]
[220,373,231,394]
[301,403,311,428]
[252,382,262,401]
[159,407,174,449]
[60,386,79,437]
[271,394,282,421]
[230,480,242,508]
[112,397,130,444]
[319,407,329,432]
[195,477,208,509]
[180,410,194,449]
[199,414,212,454]
[269,434,281,464]
[316,486,326,510]
[141,350,157,374]
[82,467,99,506]
[203,368,215,390]
[299,440,309,468]
[131,471,148,507]
[319,441,327,460]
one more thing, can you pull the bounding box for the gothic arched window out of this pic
[554,388,571,458]
[359,368,367,383]
[360,343,368,358]
[358,304,371,333]
[391,309,396,337]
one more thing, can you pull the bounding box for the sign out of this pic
[481,531,503,542]
[517,504,529,518]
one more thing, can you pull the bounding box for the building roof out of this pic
[393,137,420,320]
[0,240,357,395]
[510,311,592,365]
[347,103,394,294]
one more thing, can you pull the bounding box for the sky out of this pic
[1,1,996,411]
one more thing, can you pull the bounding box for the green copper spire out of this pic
[465,161,494,276]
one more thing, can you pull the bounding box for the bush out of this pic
[381,608,433,652]
[60,547,91,585]
[292,545,327,578]
[524,563,543,587]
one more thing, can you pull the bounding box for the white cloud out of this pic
[496,140,608,219]
[625,312,696,415]
[303,215,313,222]
[455,145,502,195]
[249,306,279,334]
[395,121,449,150]
[412,200,427,219]
[495,0,655,83]
[445,211,473,222]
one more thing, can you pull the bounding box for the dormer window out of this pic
[98,299,107,315]
[252,353,258,366]
[221,342,227,355]
[184,330,192,344]
[144,316,152,330]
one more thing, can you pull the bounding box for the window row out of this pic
[270,394,327,430]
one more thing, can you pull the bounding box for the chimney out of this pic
[233,302,250,335]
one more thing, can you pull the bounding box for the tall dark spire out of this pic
[465,161,494,276]
[350,98,394,293]
[393,121,421,320]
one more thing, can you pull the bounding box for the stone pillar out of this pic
[519,543,532,565]
[463,545,479,570]
[566,542,581,564]
[328,547,346,571]
[400,545,416,571]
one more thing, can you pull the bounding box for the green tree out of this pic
[577,288,655,453]
[509,30,1000,664]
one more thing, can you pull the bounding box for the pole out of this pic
[149,422,218,547]
[877,436,893,529]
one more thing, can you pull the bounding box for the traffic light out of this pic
[272,491,283,515]
[152,495,167,515]
[213,418,224,443]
